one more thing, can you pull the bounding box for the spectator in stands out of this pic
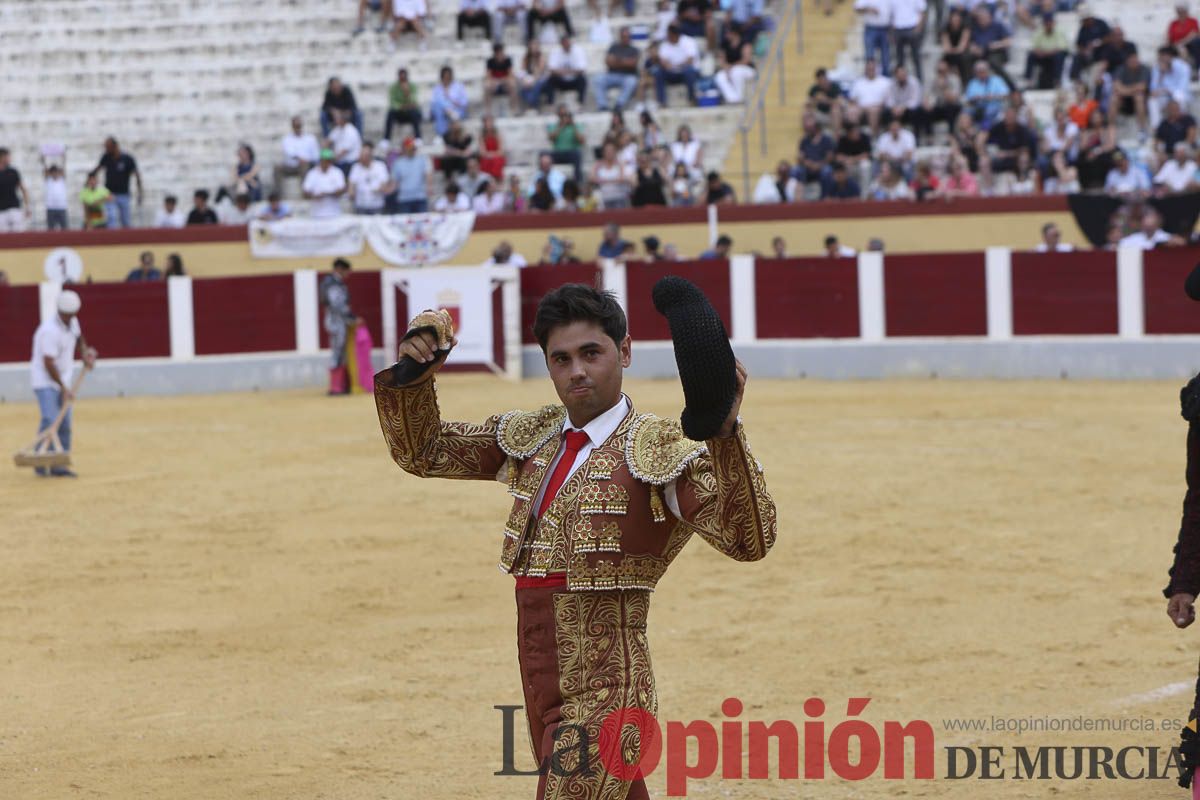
[493,0,528,43]
[154,195,184,228]
[543,36,588,106]
[302,150,347,217]
[353,0,390,35]
[868,161,913,200]
[328,111,364,174]
[385,69,423,143]
[596,111,628,159]
[219,194,254,224]
[1150,47,1192,131]
[876,118,917,178]
[643,235,664,260]
[669,124,704,180]
[1067,80,1098,129]
[94,137,142,229]
[987,107,1037,176]
[348,143,392,215]
[484,44,518,115]
[1155,143,1197,194]
[925,59,963,135]
[529,178,558,211]
[504,175,527,211]
[126,252,161,282]
[727,0,768,43]
[807,67,846,133]
[218,144,262,203]
[676,0,716,48]
[835,122,872,181]
[771,236,787,258]
[632,150,668,207]
[545,106,585,181]
[1035,222,1073,252]
[1070,5,1111,81]
[389,137,432,214]
[527,0,574,42]
[1006,151,1040,195]
[431,67,470,138]
[885,65,926,140]
[517,41,549,110]
[1076,107,1116,189]
[891,0,927,82]
[596,27,641,111]
[1119,209,1172,249]
[434,182,471,212]
[1097,26,1136,75]
[823,234,856,257]
[669,162,695,205]
[1104,150,1149,198]
[821,162,862,200]
[849,59,892,135]
[1170,2,1200,67]
[701,170,736,204]
[186,189,219,225]
[557,179,582,211]
[257,192,292,221]
[540,235,581,264]
[165,253,186,277]
[654,25,701,107]
[968,6,1014,88]
[942,155,980,197]
[794,112,836,188]
[459,0,492,40]
[459,156,489,199]
[527,152,567,200]
[1156,100,1198,160]
[473,177,507,214]
[1112,52,1151,137]
[639,110,663,149]
[486,240,528,267]
[949,111,982,172]
[591,142,633,209]
[597,222,634,260]
[1040,108,1081,193]
[964,60,1009,128]
[440,119,474,179]
[79,172,110,229]
[940,8,972,85]
[478,116,507,180]
[42,158,67,231]
[277,116,321,190]
[1025,14,1068,90]
[321,77,362,137]
[699,234,732,260]
[910,160,941,200]
[715,39,756,104]
[389,0,429,49]
[854,0,892,75]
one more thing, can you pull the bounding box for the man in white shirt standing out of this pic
[30,290,97,478]
[302,149,348,218]
[1155,143,1198,195]
[275,116,321,190]
[854,0,892,76]
[329,111,364,173]
[1119,209,1174,250]
[543,35,588,106]
[890,0,926,81]
[654,25,701,107]
[1034,221,1074,252]
[347,143,393,215]
[849,58,893,134]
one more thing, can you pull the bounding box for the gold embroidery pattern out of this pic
[587,452,619,481]
[499,435,564,574]
[548,591,656,800]
[374,378,505,480]
[497,405,567,459]
[625,414,708,486]
[680,424,778,562]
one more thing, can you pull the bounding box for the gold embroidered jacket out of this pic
[375,368,777,592]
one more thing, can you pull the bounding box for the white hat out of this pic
[57,290,81,314]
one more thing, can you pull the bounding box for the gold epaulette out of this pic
[496,405,567,458]
[624,413,707,486]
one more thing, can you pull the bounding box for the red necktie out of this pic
[537,430,590,517]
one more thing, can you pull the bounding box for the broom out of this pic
[12,364,91,470]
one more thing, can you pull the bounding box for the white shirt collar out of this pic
[562,394,631,448]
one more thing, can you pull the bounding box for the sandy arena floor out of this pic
[2,375,1199,799]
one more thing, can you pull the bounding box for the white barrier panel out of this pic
[167,276,194,360]
[985,247,1013,339]
[293,270,319,354]
[1116,247,1145,339]
[857,251,886,341]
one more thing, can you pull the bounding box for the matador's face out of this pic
[545,321,631,428]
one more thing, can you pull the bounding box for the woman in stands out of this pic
[940,8,972,86]
[669,162,695,206]
[868,160,913,201]
[631,149,668,207]
[595,110,627,159]
[529,177,557,211]
[440,120,474,180]
[1040,106,1081,194]
[715,40,757,104]
[1076,107,1117,190]
[516,42,548,112]
[225,144,262,203]
[949,111,982,174]
[638,110,662,149]
[669,124,704,181]
[478,115,507,181]
[164,254,186,277]
[591,142,633,209]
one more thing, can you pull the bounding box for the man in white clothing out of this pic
[1034,221,1074,252]
[29,290,97,478]
[303,149,348,218]
[154,195,185,228]
[849,58,893,133]
[854,0,892,76]
[654,25,701,106]
[348,143,393,214]
[275,116,321,189]
[329,111,364,172]
[1155,143,1198,195]
[1119,209,1173,250]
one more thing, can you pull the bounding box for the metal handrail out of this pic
[737,0,804,199]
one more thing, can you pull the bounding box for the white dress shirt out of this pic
[854,0,892,27]
[890,0,925,28]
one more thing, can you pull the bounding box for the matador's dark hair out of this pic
[533,283,627,354]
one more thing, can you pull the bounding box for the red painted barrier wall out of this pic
[193,274,296,355]
[754,258,859,339]
[72,282,171,358]
[1011,251,1118,335]
[885,252,988,337]
[625,260,732,341]
[1144,246,1200,334]
[316,271,383,350]
[518,263,601,344]
[0,285,40,363]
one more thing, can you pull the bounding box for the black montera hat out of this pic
[652,276,737,441]
[1186,263,1200,301]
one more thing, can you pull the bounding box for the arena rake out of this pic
[12,365,90,470]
